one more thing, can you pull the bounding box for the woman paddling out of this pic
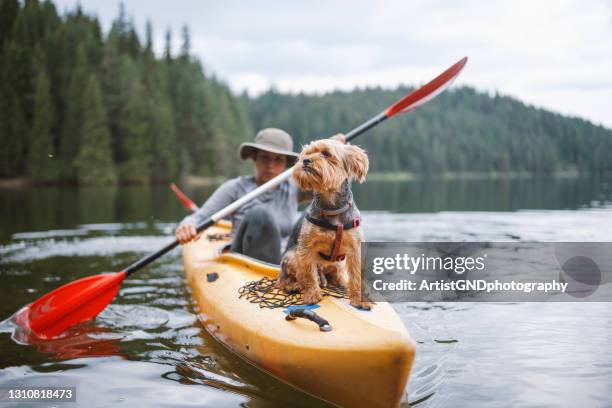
[175,128,308,264]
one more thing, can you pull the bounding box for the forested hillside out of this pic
[2,1,611,186]
[0,0,251,185]
[245,87,612,175]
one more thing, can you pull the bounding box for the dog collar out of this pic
[305,214,360,232]
[319,202,352,217]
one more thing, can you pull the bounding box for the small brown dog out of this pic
[277,138,373,310]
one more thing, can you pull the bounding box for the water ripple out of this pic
[1,236,179,263]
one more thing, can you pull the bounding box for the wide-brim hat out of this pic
[239,128,299,166]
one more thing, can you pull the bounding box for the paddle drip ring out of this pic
[238,277,347,309]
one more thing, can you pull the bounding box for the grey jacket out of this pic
[180,175,302,242]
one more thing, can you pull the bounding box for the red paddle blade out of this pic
[170,183,198,212]
[15,271,126,340]
[385,56,468,118]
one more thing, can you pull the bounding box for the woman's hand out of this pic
[175,223,200,244]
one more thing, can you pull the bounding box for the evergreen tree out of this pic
[150,92,178,180]
[119,78,151,182]
[59,44,88,180]
[74,74,116,185]
[2,36,32,177]
[164,27,172,62]
[0,95,27,177]
[180,24,190,60]
[0,0,20,49]
[29,66,56,181]
[144,19,153,53]
[0,45,14,177]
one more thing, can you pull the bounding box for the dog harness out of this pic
[305,206,360,262]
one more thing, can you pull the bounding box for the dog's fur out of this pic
[276,139,373,310]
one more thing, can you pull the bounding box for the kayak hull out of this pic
[183,223,415,408]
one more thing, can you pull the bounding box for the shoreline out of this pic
[365,169,587,182]
[0,170,608,189]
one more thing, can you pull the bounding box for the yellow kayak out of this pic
[182,222,416,408]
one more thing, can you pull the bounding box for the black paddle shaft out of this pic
[345,112,387,143]
[123,112,389,277]
[124,218,216,276]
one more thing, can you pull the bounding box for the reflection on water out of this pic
[1,176,611,243]
[9,320,125,361]
[1,178,611,407]
[353,176,612,213]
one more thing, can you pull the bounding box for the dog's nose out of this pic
[303,158,312,166]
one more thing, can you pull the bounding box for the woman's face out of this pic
[254,150,288,184]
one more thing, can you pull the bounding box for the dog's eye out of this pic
[321,151,331,158]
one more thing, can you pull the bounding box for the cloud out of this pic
[54,0,612,127]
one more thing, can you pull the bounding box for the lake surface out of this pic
[1,177,611,407]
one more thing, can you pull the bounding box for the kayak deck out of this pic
[183,223,415,408]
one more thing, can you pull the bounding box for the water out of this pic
[1,177,611,407]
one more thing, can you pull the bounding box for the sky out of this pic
[54,0,612,128]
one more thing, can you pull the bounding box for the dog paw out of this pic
[276,280,299,294]
[350,299,374,310]
[302,290,323,305]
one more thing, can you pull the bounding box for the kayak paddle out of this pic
[170,182,199,212]
[15,56,468,339]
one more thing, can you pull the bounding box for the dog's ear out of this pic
[343,144,369,183]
